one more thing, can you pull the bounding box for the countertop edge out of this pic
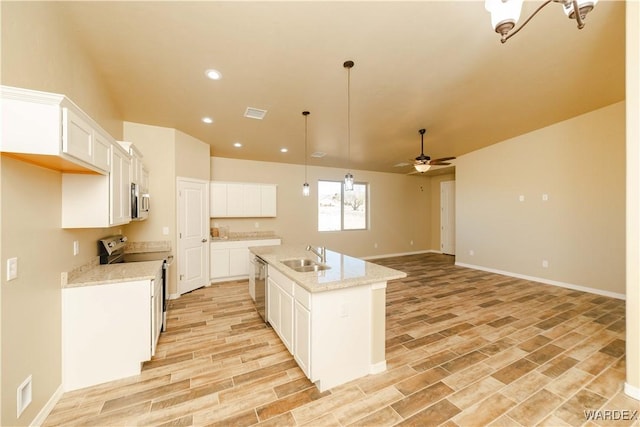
[250,245,407,293]
[64,260,164,289]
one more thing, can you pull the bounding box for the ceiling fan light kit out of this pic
[415,163,431,173]
[485,0,598,43]
[411,128,455,174]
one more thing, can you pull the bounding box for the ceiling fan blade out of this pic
[428,156,456,164]
[428,162,452,166]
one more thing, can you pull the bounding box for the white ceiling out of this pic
[58,1,625,174]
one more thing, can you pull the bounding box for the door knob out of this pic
[201,238,208,243]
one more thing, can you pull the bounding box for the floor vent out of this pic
[244,107,267,120]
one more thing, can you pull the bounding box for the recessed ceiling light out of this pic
[233,142,242,148]
[205,69,222,80]
[202,117,213,124]
[280,148,288,153]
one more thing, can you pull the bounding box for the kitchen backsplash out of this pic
[125,240,172,253]
[210,229,277,240]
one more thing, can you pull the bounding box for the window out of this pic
[318,180,368,231]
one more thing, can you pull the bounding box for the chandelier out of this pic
[485,0,598,43]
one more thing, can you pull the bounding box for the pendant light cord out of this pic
[304,111,308,182]
[347,64,351,172]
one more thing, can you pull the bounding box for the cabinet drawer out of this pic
[268,267,294,295]
[295,284,311,310]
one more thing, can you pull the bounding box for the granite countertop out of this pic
[64,260,164,289]
[249,244,406,293]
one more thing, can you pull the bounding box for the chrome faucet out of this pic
[306,245,326,263]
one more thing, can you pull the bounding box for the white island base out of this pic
[256,245,406,392]
[301,281,388,392]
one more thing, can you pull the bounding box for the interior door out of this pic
[177,178,209,294]
[440,180,456,255]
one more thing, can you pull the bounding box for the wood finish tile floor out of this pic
[44,254,639,426]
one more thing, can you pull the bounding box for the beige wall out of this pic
[0,1,122,139]
[625,0,640,399]
[0,157,120,426]
[456,102,625,296]
[0,2,124,425]
[175,130,211,181]
[210,157,432,258]
[123,123,210,296]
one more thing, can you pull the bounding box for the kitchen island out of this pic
[249,245,406,391]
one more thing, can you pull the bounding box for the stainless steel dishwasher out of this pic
[254,255,268,322]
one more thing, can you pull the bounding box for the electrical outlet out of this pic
[410,240,414,246]
[469,250,475,256]
[73,241,79,256]
[542,260,549,268]
[162,226,169,235]
[254,222,259,228]
[542,193,549,201]
[519,195,525,202]
[374,243,378,249]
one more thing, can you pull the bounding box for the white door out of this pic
[177,178,209,294]
[440,181,456,255]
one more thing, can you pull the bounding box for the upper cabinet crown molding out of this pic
[1,85,111,174]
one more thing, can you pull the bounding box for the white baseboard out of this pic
[625,383,640,401]
[363,249,440,260]
[455,262,626,300]
[30,384,64,427]
[370,361,387,374]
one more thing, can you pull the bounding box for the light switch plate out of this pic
[7,257,18,281]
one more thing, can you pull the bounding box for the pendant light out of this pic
[302,111,310,197]
[344,60,354,191]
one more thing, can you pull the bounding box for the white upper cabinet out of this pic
[210,182,228,217]
[210,181,277,218]
[118,141,146,188]
[62,142,131,228]
[1,85,111,174]
[261,184,277,217]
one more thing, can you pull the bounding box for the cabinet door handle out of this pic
[202,238,208,243]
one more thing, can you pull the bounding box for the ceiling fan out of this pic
[408,128,455,174]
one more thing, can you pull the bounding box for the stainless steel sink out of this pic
[281,258,331,272]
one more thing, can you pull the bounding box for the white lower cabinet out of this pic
[151,268,163,356]
[210,247,231,278]
[293,298,311,377]
[267,268,294,352]
[62,267,162,391]
[210,238,280,281]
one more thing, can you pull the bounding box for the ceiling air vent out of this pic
[244,107,267,120]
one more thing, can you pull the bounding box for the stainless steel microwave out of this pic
[131,182,149,221]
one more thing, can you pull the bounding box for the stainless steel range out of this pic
[98,235,172,331]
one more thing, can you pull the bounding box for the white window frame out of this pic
[317,180,369,232]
